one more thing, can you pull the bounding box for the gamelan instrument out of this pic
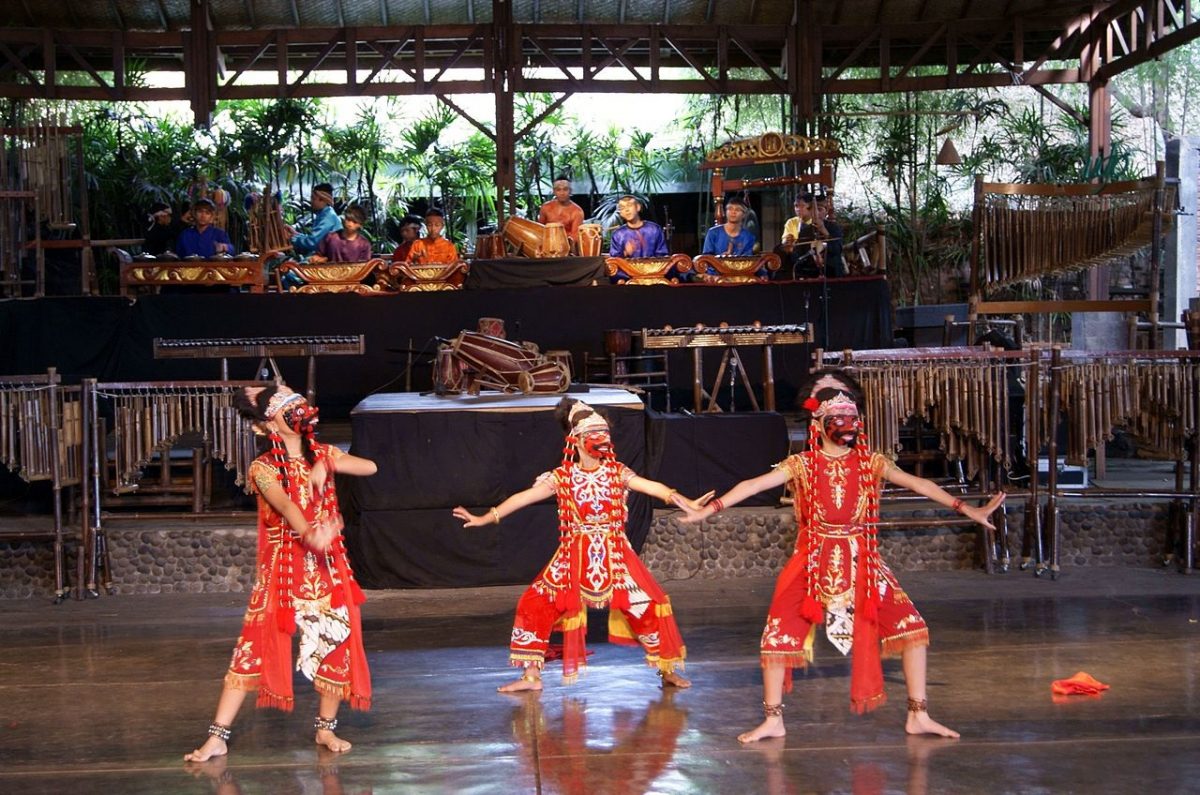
[119,253,270,295]
[442,331,570,395]
[0,368,82,601]
[474,233,507,259]
[477,317,507,338]
[153,335,366,403]
[577,223,603,257]
[502,217,571,258]
[642,322,811,412]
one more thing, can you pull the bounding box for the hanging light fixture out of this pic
[936,137,962,166]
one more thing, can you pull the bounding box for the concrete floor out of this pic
[2,570,1199,794]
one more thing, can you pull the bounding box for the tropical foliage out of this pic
[2,39,1194,304]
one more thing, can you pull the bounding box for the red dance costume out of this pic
[763,448,928,713]
[507,460,686,682]
[224,442,372,712]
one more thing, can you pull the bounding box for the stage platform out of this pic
[1,569,1197,794]
[343,390,788,589]
[0,277,891,418]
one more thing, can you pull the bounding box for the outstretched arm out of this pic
[884,464,1006,529]
[670,467,791,523]
[453,479,557,528]
[627,475,714,513]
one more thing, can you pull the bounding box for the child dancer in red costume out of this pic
[454,397,711,692]
[673,371,1004,742]
[185,385,377,762]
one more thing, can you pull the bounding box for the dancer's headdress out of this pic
[568,400,610,435]
[802,373,860,418]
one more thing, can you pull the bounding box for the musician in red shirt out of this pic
[537,176,585,243]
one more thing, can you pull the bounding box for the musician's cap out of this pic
[401,214,422,227]
[192,197,215,211]
[553,175,571,184]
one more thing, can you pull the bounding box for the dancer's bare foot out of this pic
[315,728,352,753]
[906,709,959,738]
[498,672,543,692]
[183,735,228,762]
[737,715,786,744]
[660,670,691,689]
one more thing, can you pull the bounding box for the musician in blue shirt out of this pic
[696,197,759,281]
[175,199,233,258]
[288,182,343,257]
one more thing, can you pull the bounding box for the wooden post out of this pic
[1150,160,1165,349]
[968,174,983,342]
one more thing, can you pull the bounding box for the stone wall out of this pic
[0,501,1178,599]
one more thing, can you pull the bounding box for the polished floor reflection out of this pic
[2,570,1199,794]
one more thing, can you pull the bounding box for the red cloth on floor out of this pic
[1051,671,1109,696]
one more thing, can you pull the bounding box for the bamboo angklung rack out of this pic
[968,164,1171,343]
[78,379,270,598]
[0,368,83,602]
[0,123,91,297]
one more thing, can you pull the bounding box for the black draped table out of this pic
[465,256,607,289]
[342,388,649,589]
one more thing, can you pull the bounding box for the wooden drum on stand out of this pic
[578,223,603,257]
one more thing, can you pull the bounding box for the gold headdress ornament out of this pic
[805,374,859,418]
[568,400,609,434]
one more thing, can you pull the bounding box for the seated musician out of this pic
[404,208,459,264]
[143,201,185,256]
[696,197,758,281]
[608,195,669,282]
[537,176,585,244]
[175,198,232,258]
[287,182,342,258]
[390,215,423,266]
[309,205,372,263]
[779,192,844,278]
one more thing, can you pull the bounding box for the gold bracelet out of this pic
[490,507,501,525]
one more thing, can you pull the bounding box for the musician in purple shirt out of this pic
[311,206,372,263]
[609,195,671,283]
[610,196,668,258]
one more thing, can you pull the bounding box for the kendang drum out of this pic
[434,346,465,394]
[450,331,570,394]
[578,223,603,257]
[474,234,506,259]
[502,217,570,258]
[477,317,506,338]
[545,350,574,383]
[452,331,541,393]
[503,216,548,258]
[523,360,571,393]
[543,223,570,258]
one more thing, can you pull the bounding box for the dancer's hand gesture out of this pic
[670,492,713,524]
[452,506,492,528]
[961,492,1006,530]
